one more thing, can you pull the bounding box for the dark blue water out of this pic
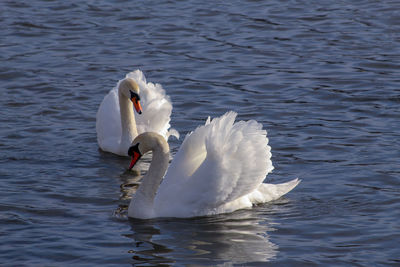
[1,0,400,265]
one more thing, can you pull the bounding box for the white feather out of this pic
[148,111,299,218]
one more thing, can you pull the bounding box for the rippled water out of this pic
[1,0,400,265]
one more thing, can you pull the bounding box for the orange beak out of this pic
[132,98,142,114]
[129,151,142,170]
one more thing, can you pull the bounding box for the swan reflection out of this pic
[126,210,279,265]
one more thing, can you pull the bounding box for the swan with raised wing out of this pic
[127,111,300,219]
[96,70,178,156]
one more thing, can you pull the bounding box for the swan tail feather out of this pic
[250,178,301,204]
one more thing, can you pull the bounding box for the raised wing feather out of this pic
[155,112,273,217]
[186,112,274,208]
[154,117,211,209]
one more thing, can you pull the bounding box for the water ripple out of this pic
[1,0,400,265]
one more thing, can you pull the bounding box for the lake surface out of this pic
[1,0,400,265]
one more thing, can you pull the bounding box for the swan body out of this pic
[96,70,179,156]
[127,111,300,219]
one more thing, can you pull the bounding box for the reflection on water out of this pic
[127,211,278,266]
[119,169,278,265]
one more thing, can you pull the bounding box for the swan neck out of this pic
[119,90,138,153]
[129,147,169,219]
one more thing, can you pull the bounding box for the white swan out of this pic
[96,70,179,156]
[127,111,300,219]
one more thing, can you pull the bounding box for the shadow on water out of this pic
[125,210,279,266]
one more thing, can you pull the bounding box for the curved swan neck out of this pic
[129,144,170,219]
[119,90,138,153]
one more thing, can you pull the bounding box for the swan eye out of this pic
[130,90,141,102]
[128,143,141,157]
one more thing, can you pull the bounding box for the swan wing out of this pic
[164,116,212,182]
[96,84,122,154]
[186,111,274,207]
[126,70,179,140]
[155,111,274,217]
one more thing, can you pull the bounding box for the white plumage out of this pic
[128,111,300,219]
[96,70,178,156]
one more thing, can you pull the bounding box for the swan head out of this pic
[127,132,169,170]
[119,78,142,114]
